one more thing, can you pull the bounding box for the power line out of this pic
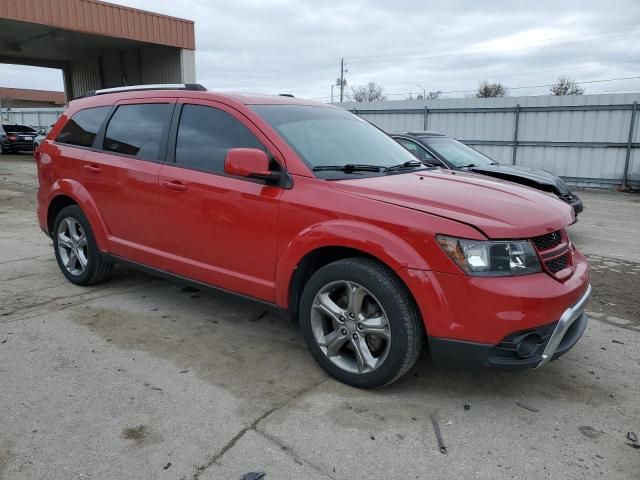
[383,60,634,87]
[345,27,640,62]
[344,33,640,70]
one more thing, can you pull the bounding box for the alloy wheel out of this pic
[310,280,391,374]
[57,217,89,276]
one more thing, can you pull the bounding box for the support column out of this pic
[512,104,520,165]
[622,101,637,190]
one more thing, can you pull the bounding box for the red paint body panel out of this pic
[155,163,281,301]
[398,249,590,344]
[330,170,575,239]
[36,89,591,351]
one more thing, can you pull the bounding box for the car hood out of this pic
[329,170,574,239]
[469,164,571,195]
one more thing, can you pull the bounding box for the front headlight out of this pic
[436,235,542,276]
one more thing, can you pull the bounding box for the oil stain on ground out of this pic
[66,279,326,416]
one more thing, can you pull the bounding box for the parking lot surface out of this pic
[1,154,639,479]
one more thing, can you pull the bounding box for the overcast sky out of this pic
[2,0,640,101]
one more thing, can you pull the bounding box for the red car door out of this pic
[154,100,282,302]
[81,99,175,263]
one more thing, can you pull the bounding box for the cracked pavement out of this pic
[1,155,639,479]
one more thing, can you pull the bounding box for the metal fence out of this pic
[0,108,64,131]
[341,93,640,189]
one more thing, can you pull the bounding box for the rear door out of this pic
[81,99,175,263]
[154,100,283,301]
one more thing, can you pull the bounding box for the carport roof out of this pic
[0,0,195,50]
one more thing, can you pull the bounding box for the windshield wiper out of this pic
[459,163,476,168]
[383,160,425,172]
[312,164,382,173]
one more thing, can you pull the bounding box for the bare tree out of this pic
[350,82,386,102]
[427,90,442,99]
[550,76,584,96]
[476,81,507,98]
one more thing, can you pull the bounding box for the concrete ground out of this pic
[1,153,639,480]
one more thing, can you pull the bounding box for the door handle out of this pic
[163,180,187,192]
[84,164,102,173]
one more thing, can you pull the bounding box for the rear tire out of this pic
[52,205,114,286]
[299,257,423,388]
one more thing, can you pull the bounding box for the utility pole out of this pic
[339,58,345,103]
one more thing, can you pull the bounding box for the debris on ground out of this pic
[464,401,471,411]
[627,431,640,449]
[429,414,447,454]
[516,401,539,413]
[612,339,625,345]
[578,426,600,439]
[163,462,172,470]
[180,370,189,374]
[251,311,268,322]
[240,472,265,480]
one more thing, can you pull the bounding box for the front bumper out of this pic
[429,284,591,370]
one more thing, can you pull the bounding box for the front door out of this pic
[155,101,282,302]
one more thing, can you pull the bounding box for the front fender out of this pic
[48,179,110,252]
[274,219,430,308]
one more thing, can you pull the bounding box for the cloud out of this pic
[1,0,639,99]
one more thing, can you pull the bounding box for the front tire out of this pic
[299,257,423,388]
[53,205,113,286]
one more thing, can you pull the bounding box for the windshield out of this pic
[420,137,496,167]
[251,105,419,178]
[2,124,37,133]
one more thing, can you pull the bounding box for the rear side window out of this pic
[55,107,110,147]
[174,104,264,173]
[103,104,172,160]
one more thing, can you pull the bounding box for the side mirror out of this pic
[224,148,281,183]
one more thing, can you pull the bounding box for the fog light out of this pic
[516,333,542,358]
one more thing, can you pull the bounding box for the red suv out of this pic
[36,85,591,388]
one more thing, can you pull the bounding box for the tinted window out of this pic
[103,104,171,160]
[175,104,264,173]
[2,124,37,133]
[55,107,110,147]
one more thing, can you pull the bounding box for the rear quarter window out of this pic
[56,107,111,147]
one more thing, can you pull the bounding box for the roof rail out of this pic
[81,83,207,98]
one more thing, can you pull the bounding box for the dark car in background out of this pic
[0,123,38,154]
[33,125,54,154]
[392,131,583,215]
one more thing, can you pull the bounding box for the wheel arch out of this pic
[46,180,110,251]
[277,221,428,325]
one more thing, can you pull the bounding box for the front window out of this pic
[420,137,497,168]
[252,105,420,178]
